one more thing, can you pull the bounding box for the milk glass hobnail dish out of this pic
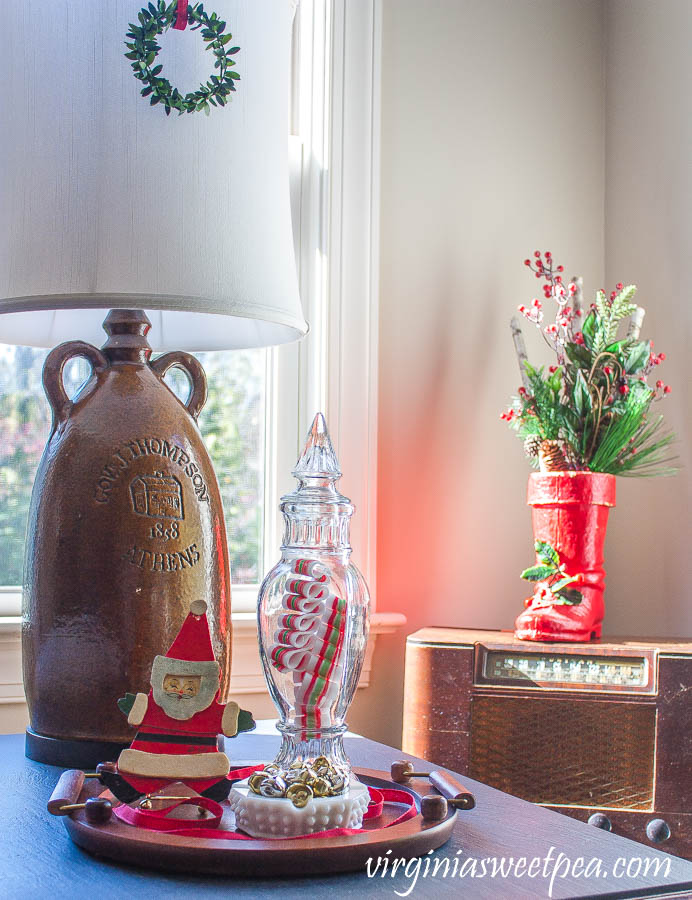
[257,414,370,779]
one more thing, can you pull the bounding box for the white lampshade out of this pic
[0,0,306,351]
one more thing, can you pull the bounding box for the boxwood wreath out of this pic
[124,2,240,116]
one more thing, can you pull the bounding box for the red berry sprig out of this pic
[518,251,579,358]
[652,379,672,398]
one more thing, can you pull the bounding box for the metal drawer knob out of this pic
[646,818,671,843]
[588,813,612,831]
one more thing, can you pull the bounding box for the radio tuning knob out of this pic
[588,813,612,831]
[646,819,671,843]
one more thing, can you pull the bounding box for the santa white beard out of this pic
[150,655,221,720]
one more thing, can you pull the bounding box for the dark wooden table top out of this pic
[2,722,692,899]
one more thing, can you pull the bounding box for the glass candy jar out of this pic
[257,413,370,785]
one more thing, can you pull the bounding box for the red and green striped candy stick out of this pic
[273,628,313,649]
[292,558,328,581]
[270,644,310,673]
[284,578,331,599]
[283,593,325,614]
[297,596,347,738]
[279,611,320,632]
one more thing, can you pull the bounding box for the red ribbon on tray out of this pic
[113,766,418,840]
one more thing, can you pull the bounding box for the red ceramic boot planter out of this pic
[514,472,616,642]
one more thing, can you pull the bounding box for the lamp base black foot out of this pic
[25,728,129,769]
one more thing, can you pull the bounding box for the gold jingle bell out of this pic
[248,756,348,802]
[302,766,319,784]
[286,782,314,809]
[312,756,331,775]
[260,776,287,798]
[248,772,267,795]
[310,776,331,797]
[329,773,347,793]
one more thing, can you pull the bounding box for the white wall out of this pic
[603,0,692,637]
[372,0,692,749]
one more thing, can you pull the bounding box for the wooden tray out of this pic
[62,767,457,877]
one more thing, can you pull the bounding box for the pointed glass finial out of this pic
[281,413,353,550]
[293,413,343,481]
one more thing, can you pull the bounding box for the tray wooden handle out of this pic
[429,771,476,810]
[48,770,85,815]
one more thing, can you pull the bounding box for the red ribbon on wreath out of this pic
[173,0,188,30]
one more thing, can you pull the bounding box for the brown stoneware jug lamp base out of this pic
[25,730,131,770]
[23,309,232,768]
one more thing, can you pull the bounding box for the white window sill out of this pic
[0,585,264,618]
[0,611,406,706]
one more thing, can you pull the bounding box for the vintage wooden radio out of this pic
[403,628,692,858]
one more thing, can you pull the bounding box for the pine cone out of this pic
[539,439,570,472]
[523,435,542,458]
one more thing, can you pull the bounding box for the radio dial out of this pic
[646,819,671,843]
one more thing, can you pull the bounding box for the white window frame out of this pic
[240,0,382,609]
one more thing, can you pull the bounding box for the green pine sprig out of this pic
[588,382,677,476]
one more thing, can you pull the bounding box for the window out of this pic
[0,0,381,621]
[0,345,50,588]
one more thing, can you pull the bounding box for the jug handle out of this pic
[151,351,207,421]
[43,341,109,427]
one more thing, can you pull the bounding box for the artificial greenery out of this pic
[125,1,240,116]
[502,252,676,476]
[521,541,583,606]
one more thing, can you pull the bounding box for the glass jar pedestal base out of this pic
[228,778,369,838]
[272,729,350,773]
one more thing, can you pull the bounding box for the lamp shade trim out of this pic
[0,295,308,352]
[0,293,307,328]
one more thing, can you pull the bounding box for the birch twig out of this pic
[627,306,645,340]
[510,316,531,390]
[571,275,583,318]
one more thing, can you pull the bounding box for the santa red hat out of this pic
[165,599,216,662]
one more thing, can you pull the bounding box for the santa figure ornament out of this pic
[101,600,254,803]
